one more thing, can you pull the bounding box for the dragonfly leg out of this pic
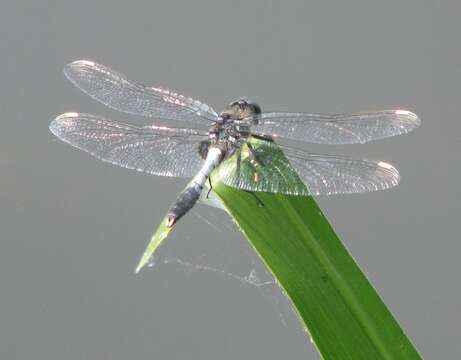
[245,144,268,183]
[247,143,265,166]
[235,152,241,184]
[206,177,213,198]
[234,150,263,206]
[247,141,277,166]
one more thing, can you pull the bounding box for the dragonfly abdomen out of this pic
[166,183,203,227]
[166,147,223,227]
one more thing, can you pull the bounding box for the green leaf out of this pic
[136,137,422,359]
[135,218,173,273]
[212,183,421,359]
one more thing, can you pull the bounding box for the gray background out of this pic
[2,0,460,359]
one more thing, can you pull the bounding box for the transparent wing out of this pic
[64,60,218,125]
[50,112,208,177]
[252,110,420,144]
[218,139,399,195]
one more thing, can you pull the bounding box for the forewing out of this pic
[218,139,399,195]
[50,112,207,177]
[252,110,420,144]
[64,60,218,125]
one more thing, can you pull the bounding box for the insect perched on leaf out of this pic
[50,60,420,229]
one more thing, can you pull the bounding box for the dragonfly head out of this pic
[220,98,261,124]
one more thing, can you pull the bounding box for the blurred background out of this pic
[2,1,460,358]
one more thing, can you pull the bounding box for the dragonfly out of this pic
[50,60,420,228]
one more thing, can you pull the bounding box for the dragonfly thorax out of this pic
[200,120,248,160]
[211,97,262,146]
[201,100,261,160]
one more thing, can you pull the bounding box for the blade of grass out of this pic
[212,184,421,359]
[136,138,422,359]
[210,138,421,359]
[135,218,173,273]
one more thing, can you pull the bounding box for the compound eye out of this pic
[251,103,261,115]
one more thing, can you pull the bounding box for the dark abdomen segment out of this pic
[166,183,202,227]
[165,147,223,228]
